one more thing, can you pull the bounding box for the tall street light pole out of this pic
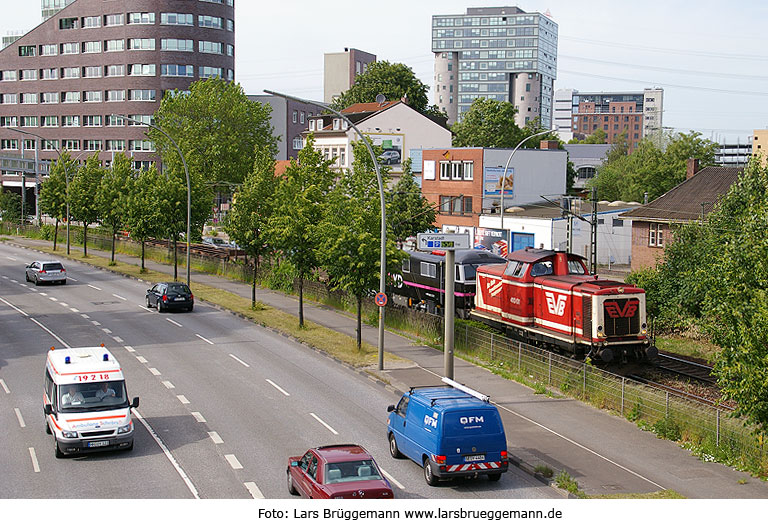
[9,127,73,253]
[264,90,388,370]
[113,114,192,286]
[499,129,557,232]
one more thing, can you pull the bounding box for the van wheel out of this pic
[287,471,299,496]
[488,473,502,482]
[54,439,65,459]
[423,459,438,486]
[45,418,51,435]
[389,434,403,459]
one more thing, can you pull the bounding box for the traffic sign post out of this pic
[375,292,388,307]
[417,232,471,251]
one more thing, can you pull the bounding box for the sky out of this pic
[1,0,767,143]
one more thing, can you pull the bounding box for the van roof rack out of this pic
[441,377,490,402]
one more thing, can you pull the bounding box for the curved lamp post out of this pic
[264,89,388,370]
[8,127,82,255]
[113,114,192,286]
[499,128,557,230]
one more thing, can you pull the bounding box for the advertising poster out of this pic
[369,133,405,171]
[483,167,515,197]
[474,227,510,257]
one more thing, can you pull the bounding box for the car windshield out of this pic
[59,381,128,412]
[167,284,191,295]
[43,263,63,271]
[324,460,382,483]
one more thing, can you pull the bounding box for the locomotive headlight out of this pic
[597,332,606,338]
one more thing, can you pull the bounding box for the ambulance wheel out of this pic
[423,459,437,486]
[45,418,51,435]
[287,471,299,496]
[388,434,403,459]
[488,473,502,482]
[54,439,65,459]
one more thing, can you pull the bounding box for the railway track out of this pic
[655,352,716,384]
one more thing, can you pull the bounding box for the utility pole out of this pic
[590,187,598,275]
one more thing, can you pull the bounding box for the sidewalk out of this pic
[5,236,768,499]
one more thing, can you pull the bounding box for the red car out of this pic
[287,444,394,499]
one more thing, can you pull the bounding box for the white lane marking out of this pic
[87,284,102,291]
[29,288,37,292]
[68,277,78,282]
[19,284,27,288]
[139,305,153,312]
[208,431,224,444]
[244,482,264,499]
[266,379,290,396]
[224,454,243,470]
[166,318,182,328]
[136,356,148,364]
[70,308,79,313]
[14,408,26,428]
[0,297,29,317]
[191,412,206,423]
[124,346,135,353]
[1,275,7,278]
[196,334,214,345]
[91,321,101,326]
[162,381,175,389]
[310,413,338,435]
[38,292,47,297]
[132,409,200,499]
[6,256,17,261]
[177,395,190,405]
[59,303,69,308]
[29,318,69,348]
[229,354,250,368]
[0,379,9,394]
[379,468,405,490]
[29,448,40,473]
[148,368,161,376]
[81,313,90,319]
[10,279,18,284]
[113,336,124,343]
[48,297,58,302]
[102,328,112,334]
[112,294,127,301]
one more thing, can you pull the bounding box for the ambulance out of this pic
[43,346,139,458]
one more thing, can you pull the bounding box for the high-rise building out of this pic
[0,0,235,177]
[42,0,77,21]
[323,48,376,104]
[555,88,664,152]
[431,6,558,128]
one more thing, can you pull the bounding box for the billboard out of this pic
[474,227,510,257]
[483,167,515,197]
[369,133,405,171]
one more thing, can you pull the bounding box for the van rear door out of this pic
[440,409,506,467]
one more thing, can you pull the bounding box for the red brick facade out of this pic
[421,148,484,230]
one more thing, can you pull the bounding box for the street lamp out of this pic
[113,114,192,286]
[499,128,557,231]
[264,89,388,370]
[8,127,76,254]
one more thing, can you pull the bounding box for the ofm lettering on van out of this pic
[460,416,484,425]
[424,414,438,428]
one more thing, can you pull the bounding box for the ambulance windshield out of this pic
[59,381,128,411]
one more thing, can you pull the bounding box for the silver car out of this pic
[25,260,67,285]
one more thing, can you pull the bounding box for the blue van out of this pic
[386,378,508,485]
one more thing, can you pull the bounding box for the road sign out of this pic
[417,232,471,251]
[375,292,388,307]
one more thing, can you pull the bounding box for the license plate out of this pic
[175,296,185,301]
[87,440,110,448]
[464,454,485,462]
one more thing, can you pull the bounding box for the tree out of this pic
[126,165,164,272]
[451,98,524,148]
[0,190,21,223]
[69,153,104,256]
[224,150,279,307]
[151,78,276,187]
[568,129,607,144]
[96,152,133,263]
[39,153,75,251]
[386,158,436,244]
[319,141,404,348]
[268,136,336,327]
[331,61,431,114]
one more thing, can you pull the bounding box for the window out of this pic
[19,45,36,57]
[105,39,125,52]
[128,12,155,25]
[198,15,224,29]
[648,223,664,247]
[1,139,19,150]
[105,115,124,127]
[41,68,58,80]
[23,139,36,150]
[161,39,193,52]
[106,140,125,151]
[42,139,60,151]
[59,17,77,30]
[129,139,154,152]
[82,41,101,53]
[62,115,79,127]
[42,116,59,128]
[83,90,102,102]
[292,111,298,124]
[62,140,80,151]
[83,115,102,127]
[439,195,472,215]
[61,67,79,79]
[129,89,156,101]
[128,115,152,126]
[0,116,17,127]
[292,137,303,150]
[1,70,17,81]
[105,65,125,77]
[20,69,36,81]
[199,66,223,79]
[85,140,103,151]
[300,112,305,124]
[106,89,126,102]
[199,41,223,54]
[39,44,57,56]
[161,13,194,26]
[439,161,450,180]
[451,161,462,180]
[161,64,194,77]
[463,161,474,180]
[104,14,124,26]
[41,92,59,104]
[21,116,38,127]
[129,38,156,51]
[83,66,101,78]
[82,16,101,28]
[420,262,437,279]
[61,91,80,103]
[21,93,38,104]
[129,64,156,77]
[60,43,78,55]
[227,19,234,32]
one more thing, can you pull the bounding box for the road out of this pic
[0,245,559,500]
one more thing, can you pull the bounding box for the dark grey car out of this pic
[25,261,67,285]
[146,282,194,312]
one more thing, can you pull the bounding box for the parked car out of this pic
[379,150,401,165]
[202,236,230,248]
[287,444,394,499]
[145,282,194,312]
[25,260,66,285]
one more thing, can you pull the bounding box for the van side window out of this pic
[44,369,55,406]
[396,395,409,417]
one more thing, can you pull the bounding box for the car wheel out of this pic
[54,438,64,459]
[146,296,152,308]
[287,470,299,496]
[389,434,403,459]
[25,272,30,283]
[34,275,40,285]
[188,305,194,312]
[424,459,437,486]
[157,301,163,313]
[60,279,66,285]
[488,473,502,482]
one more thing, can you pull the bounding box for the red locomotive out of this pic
[472,248,657,363]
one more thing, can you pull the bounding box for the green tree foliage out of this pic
[0,190,21,223]
[39,153,76,250]
[151,78,277,187]
[224,150,279,307]
[319,141,404,348]
[126,165,164,271]
[568,129,607,144]
[589,132,718,202]
[451,98,522,148]
[386,158,437,243]
[268,136,336,326]
[69,153,104,256]
[331,61,436,116]
[96,152,133,263]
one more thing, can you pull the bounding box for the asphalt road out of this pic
[0,245,559,500]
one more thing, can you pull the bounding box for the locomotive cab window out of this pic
[530,261,553,277]
[504,260,526,278]
[402,260,410,273]
[568,260,588,274]
[420,262,437,278]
